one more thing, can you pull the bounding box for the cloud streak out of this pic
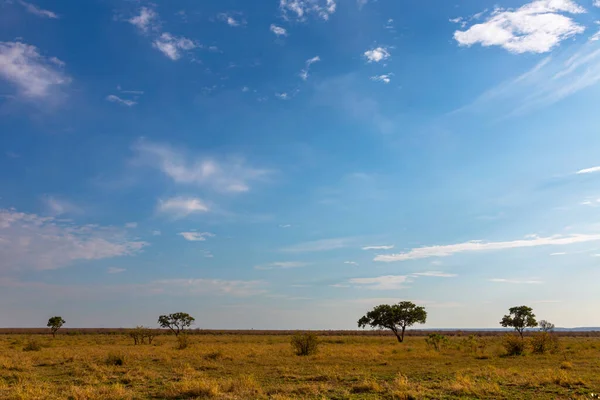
[375,233,600,262]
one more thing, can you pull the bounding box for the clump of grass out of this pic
[351,378,383,393]
[164,377,220,398]
[290,332,319,356]
[105,353,125,366]
[22,337,42,352]
[204,350,223,361]
[176,334,190,350]
[560,361,573,370]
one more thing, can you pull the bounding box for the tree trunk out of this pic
[401,326,406,343]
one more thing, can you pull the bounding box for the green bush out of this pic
[176,334,190,350]
[530,332,560,354]
[291,332,319,356]
[502,334,526,356]
[425,333,448,352]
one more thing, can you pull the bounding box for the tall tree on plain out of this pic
[358,301,427,343]
[47,316,65,338]
[158,312,195,336]
[500,306,537,339]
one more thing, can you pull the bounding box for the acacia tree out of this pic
[538,320,555,333]
[500,306,537,339]
[358,301,427,343]
[47,316,65,338]
[158,313,195,336]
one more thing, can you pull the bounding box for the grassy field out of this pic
[1,332,599,399]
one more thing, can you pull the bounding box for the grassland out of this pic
[1,332,599,399]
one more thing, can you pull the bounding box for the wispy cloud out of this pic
[411,271,457,278]
[153,33,196,61]
[158,197,209,217]
[299,56,321,81]
[179,232,215,241]
[280,0,336,21]
[281,237,356,252]
[132,140,270,193]
[19,1,58,18]
[107,267,126,274]
[42,196,81,216]
[128,7,160,33]
[106,94,136,107]
[489,278,544,284]
[346,275,411,290]
[454,0,586,54]
[0,41,70,99]
[576,165,600,174]
[218,13,246,27]
[279,224,292,228]
[124,222,137,229]
[255,261,308,270]
[270,24,287,37]
[375,233,600,262]
[344,261,358,266]
[362,245,394,250]
[357,0,369,10]
[364,47,390,63]
[371,74,393,84]
[0,208,147,271]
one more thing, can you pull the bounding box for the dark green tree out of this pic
[47,316,65,338]
[358,301,427,343]
[500,306,537,338]
[158,312,195,336]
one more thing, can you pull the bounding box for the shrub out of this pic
[105,353,125,366]
[204,350,223,361]
[23,337,42,352]
[425,333,448,352]
[560,361,573,370]
[129,326,157,345]
[530,332,560,354]
[502,334,526,356]
[176,334,190,350]
[290,332,319,356]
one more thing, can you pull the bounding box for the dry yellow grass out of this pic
[0,333,599,399]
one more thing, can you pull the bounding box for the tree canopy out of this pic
[47,316,65,337]
[358,301,427,343]
[500,306,537,338]
[158,312,195,336]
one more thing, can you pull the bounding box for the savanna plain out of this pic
[1,330,599,399]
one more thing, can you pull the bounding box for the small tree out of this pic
[358,301,427,343]
[47,316,65,338]
[158,312,195,336]
[500,306,537,339]
[538,320,555,333]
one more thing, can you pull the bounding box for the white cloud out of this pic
[0,41,70,99]
[281,237,355,252]
[276,92,289,100]
[454,0,586,54]
[362,245,394,250]
[576,166,600,174]
[108,267,126,274]
[149,278,265,296]
[133,141,270,193]
[255,261,308,270]
[348,275,411,290]
[344,261,358,266]
[375,233,600,262]
[279,224,292,228]
[270,24,288,37]
[280,0,336,21]
[42,196,80,216]
[357,0,369,10]
[179,232,215,242]
[0,208,147,271]
[218,13,245,27]
[153,33,196,61]
[151,230,162,236]
[19,1,58,18]
[489,278,544,284]
[411,271,457,278]
[106,94,136,107]
[550,252,567,255]
[299,55,320,80]
[364,47,390,63]
[128,7,159,33]
[595,0,600,6]
[158,197,209,217]
[371,74,393,84]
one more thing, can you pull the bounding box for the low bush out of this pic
[502,334,526,356]
[176,334,190,350]
[425,333,448,352]
[530,332,560,354]
[105,353,125,366]
[290,332,319,356]
[22,337,42,352]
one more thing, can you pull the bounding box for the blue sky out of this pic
[2,0,600,329]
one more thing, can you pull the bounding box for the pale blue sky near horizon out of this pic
[1,0,600,329]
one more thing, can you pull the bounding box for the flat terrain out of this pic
[1,332,599,399]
